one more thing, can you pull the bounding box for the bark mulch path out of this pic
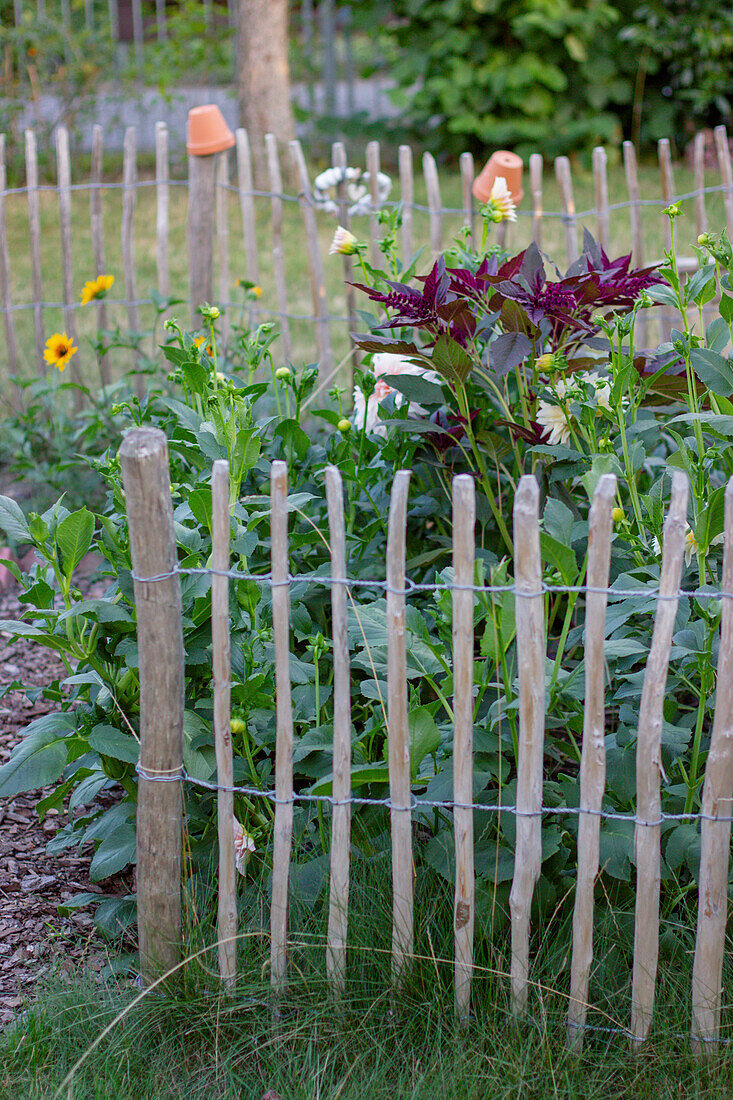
[0,572,133,1029]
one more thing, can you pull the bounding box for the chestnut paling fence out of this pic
[0,122,732,388]
[121,425,733,1052]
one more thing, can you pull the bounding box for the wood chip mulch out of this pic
[0,573,134,1029]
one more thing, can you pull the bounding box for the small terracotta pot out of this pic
[187,104,235,156]
[472,150,524,204]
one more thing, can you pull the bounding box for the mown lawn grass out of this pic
[0,149,726,400]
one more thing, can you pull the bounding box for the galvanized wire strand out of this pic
[128,562,730,602]
[3,177,729,217]
[133,763,733,824]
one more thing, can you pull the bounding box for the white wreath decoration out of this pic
[312,166,392,217]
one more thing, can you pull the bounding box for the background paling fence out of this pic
[120,425,733,1053]
[3,0,369,108]
[0,122,732,393]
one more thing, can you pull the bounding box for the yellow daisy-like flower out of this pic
[80,273,114,305]
[43,332,78,371]
[251,285,262,299]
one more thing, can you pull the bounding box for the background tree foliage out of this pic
[357,0,733,158]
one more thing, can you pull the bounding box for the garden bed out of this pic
[0,570,131,1029]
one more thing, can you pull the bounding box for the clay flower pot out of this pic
[472,150,524,204]
[187,105,235,156]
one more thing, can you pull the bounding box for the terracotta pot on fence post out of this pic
[186,105,235,324]
[472,150,524,205]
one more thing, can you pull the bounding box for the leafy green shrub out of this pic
[361,0,732,157]
[1,206,732,948]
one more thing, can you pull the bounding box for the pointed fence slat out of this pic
[25,129,44,368]
[714,126,733,241]
[423,151,442,256]
[155,122,170,302]
[631,470,689,1045]
[555,156,578,265]
[567,473,617,1046]
[693,132,707,238]
[332,140,357,386]
[187,146,216,323]
[289,139,334,378]
[325,466,351,996]
[270,460,294,990]
[55,126,78,371]
[235,129,260,286]
[90,125,109,385]
[510,476,545,1015]
[623,141,644,267]
[452,474,475,1021]
[623,141,646,345]
[366,140,381,266]
[0,135,19,378]
[387,469,413,985]
[459,152,477,252]
[264,133,291,363]
[692,477,733,1051]
[658,138,675,251]
[216,152,231,344]
[530,153,543,249]
[592,146,610,253]
[122,127,140,345]
[399,144,414,262]
[212,459,236,989]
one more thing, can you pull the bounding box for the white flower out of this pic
[536,399,572,446]
[482,177,517,224]
[583,371,612,413]
[313,167,391,217]
[684,524,724,567]
[353,352,440,437]
[329,226,359,256]
[233,816,255,875]
[536,372,613,446]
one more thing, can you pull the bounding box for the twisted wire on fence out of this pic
[130,560,733,823]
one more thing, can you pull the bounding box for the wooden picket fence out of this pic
[1,122,733,387]
[119,425,733,1052]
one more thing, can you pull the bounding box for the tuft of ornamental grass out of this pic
[3,852,733,1100]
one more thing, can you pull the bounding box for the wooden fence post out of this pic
[692,477,733,1051]
[567,473,616,1046]
[325,465,351,995]
[119,427,184,986]
[387,470,413,985]
[631,470,688,1045]
[270,460,294,991]
[452,474,475,1021]
[212,459,237,989]
[510,475,545,1015]
[188,151,217,323]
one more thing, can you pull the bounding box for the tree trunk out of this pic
[237,0,295,178]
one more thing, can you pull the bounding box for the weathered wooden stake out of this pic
[265,133,292,364]
[631,471,688,1045]
[270,461,294,990]
[325,466,351,995]
[398,144,414,262]
[510,476,545,1015]
[452,474,475,1021]
[692,477,733,1051]
[187,150,217,323]
[212,459,236,989]
[567,473,616,1046]
[387,470,413,985]
[119,427,184,986]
